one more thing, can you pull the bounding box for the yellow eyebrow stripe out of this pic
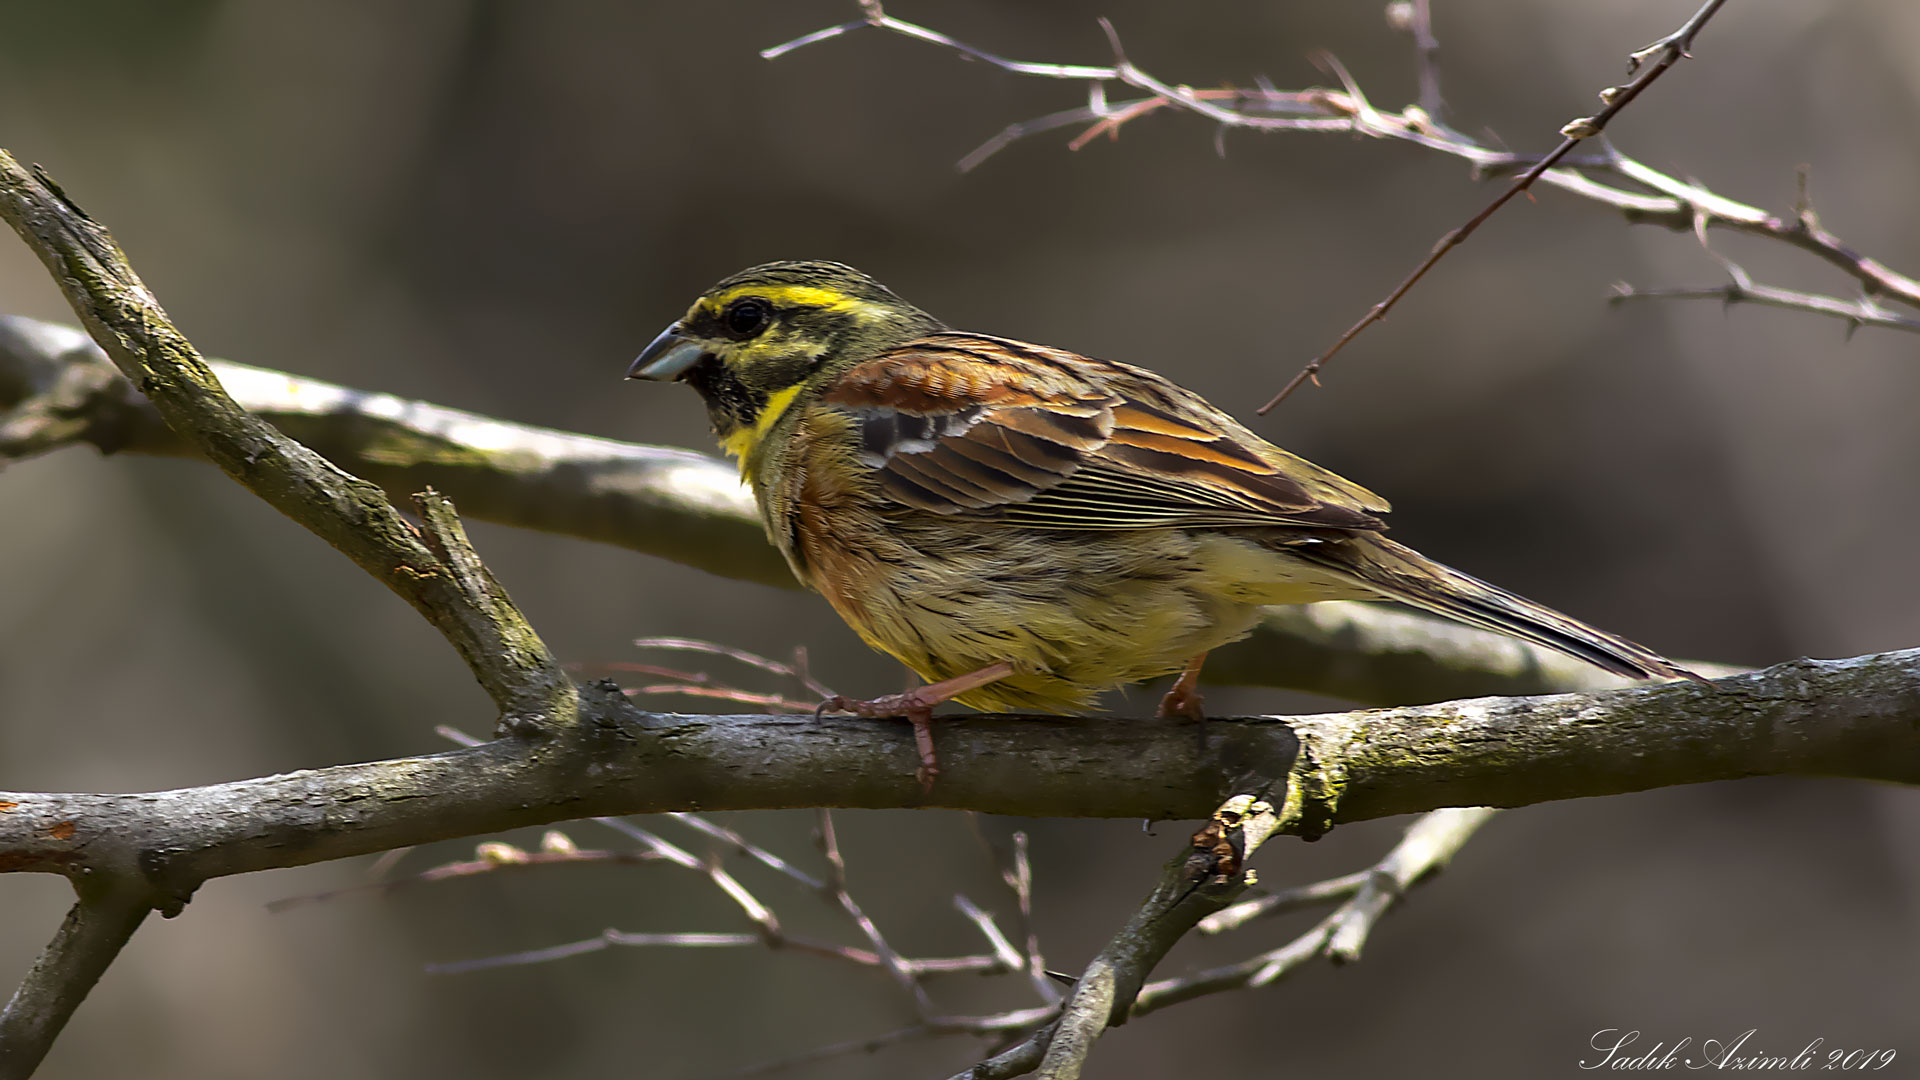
[707,284,874,313]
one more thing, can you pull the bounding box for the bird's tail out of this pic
[1298,536,1700,682]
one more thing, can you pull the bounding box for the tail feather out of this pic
[1299,537,1700,682]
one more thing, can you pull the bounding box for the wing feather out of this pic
[821,333,1388,534]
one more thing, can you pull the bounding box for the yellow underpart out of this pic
[721,382,806,473]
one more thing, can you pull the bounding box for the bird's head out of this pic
[628,261,942,464]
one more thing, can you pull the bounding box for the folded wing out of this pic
[822,333,1389,534]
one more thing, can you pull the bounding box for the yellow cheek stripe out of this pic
[721,382,807,471]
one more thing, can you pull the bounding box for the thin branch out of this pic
[817,809,933,1013]
[425,929,765,976]
[265,834,668,913]
[0,315,794,587]
[417,811,896,978]
[1198,806,1495,937]
[1611,278,1920,336]
[765,4,1920,391]
[763,7,1118,80]
[1004,832,1059,1005]
[1133,805,1495,1015]
[1260,0,1729,410]
[953,895,1027,975]
[1609,174,1920,337]
[966,795,1284,1079]
[0,889,151,1080]
[666,812,827,892]
[1392,0,1445,123]
[400,801,1051,1072]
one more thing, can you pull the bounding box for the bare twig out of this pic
[1610,170,1920,337]
[425,930,766,976]
[666,813,827,891]
[764,4,1920,398]
[816,809,934,1013]
[954,895,1028,975]
[1388,0,1445,123]
[1133,805,1497,1015]
[1200,806,1495,936]
[265,832,667,913]
[388,793,1063,1072]
[1005,832,1060,1006]
[390,801,1490,1077]
[961,795,1284,1080]
[1610,277,1920,336]
[633,637,834,693]
[620,636,837,711]
[1260,0,1729,410]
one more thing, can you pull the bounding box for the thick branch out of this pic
[0,156,572,725]
[0,315,1734,707]
[1031,796,1280,1079]
[1,651,1914,896]
[0,146,585,1073]
[0,314,789,583]
[0,890,149,1080]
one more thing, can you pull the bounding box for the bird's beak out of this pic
[626,324,707,381]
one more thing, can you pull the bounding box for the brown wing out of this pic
[822,333,1389,533]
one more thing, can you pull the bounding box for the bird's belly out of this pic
[799,518,1341,713]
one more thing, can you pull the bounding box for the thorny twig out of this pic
[766,2,1919,409]
[1258,0,1731,410]
[1611,171,1920,337]
[1610,273,1920,336]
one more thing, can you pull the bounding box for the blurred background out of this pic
[3,0,1917,1076]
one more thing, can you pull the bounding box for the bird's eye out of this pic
[724,297,773,338]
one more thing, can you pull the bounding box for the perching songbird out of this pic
[630,261,1693,781]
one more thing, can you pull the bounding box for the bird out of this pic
[628,260,1696,783]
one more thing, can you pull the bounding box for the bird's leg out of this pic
[1158,652,1209,722]
[817,661,1016,789]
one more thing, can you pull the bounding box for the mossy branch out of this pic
[0,154,573,728]
[3,650,1914,885]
